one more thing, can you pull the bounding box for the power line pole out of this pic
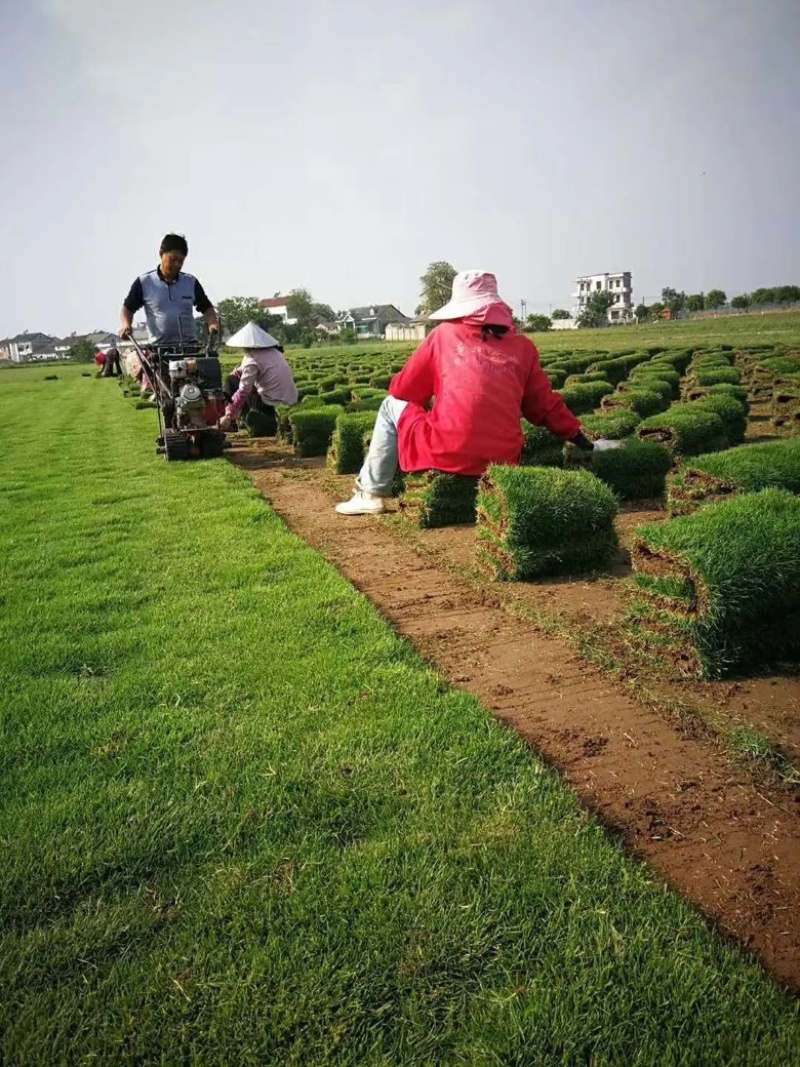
[520,299,527,322]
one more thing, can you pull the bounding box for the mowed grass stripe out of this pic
[1,366,799,1066]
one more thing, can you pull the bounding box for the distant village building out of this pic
[385,319,429,342]
[4,332,61,362]
[338,305,409,339]
[573,272,633,323]
[258,295,297,325]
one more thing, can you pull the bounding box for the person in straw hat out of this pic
[336,270,620,515]
[218,322,299,432]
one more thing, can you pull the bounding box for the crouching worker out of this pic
[101,345,122,377]
[218,322,298,432]
[336,270,620,515]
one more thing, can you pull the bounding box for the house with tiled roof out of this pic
[338,305,410,339]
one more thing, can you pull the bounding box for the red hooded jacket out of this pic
[390,315,580,476]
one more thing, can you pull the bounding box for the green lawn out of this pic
[2,366,800,1066]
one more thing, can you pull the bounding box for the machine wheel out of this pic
[163,430,190,462]
[200,431,225,459]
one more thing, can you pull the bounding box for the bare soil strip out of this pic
[230,442,800,991]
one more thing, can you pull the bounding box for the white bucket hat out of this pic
[428,270,508,320]
[227,321,280,349]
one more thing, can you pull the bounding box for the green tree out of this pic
[661,287,686,316]
[634,303,650,323]
[67,339,96,363]
[576,291,616,328]
[774,285,800,304]
[649,302,665,317]
[525,314,552,332]
[751,288,775,305]
[686,293,705,312]
[416,261,457,316]
[551,308,571,320]
[216,297,282,337]
[730,294,751,309]
[286,290,336,330]
[704,289,726,310]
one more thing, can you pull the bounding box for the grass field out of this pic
[3,366,800,1064]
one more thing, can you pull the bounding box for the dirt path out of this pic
[231,443,800,992]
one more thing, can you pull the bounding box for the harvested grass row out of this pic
[398,471,479,528]
[667,437,800,515]
[636,403,728,457]
[631,489,800,678]
[477,466,618,580]
[327,411,377,474]
[581,409,642,440]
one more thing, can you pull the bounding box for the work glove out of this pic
[218,415,233,432]
[593,439,624,452]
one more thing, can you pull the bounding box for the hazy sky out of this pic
[2,0,799,338]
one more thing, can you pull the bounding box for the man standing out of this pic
[119,233,218,347]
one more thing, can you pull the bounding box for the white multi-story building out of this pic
[573,272,633,323]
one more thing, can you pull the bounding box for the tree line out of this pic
[635,284,800,322]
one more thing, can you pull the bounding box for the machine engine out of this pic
[167,358,225,429]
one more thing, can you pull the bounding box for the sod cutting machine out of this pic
[128,334,227,461]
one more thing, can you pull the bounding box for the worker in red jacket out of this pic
[336,270,619,515]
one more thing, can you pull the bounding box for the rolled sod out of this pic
[581,409,642,440]
[476,465,618,580]
[630,365,682,398]
[667,437,800,515]
[636,404,728,457]
[317,387,352,406]
[564,371,613,386]
[587,352,652,385]
[685,383,750,413]
[327,411,378,474]
[601,387,669,418]
[692,366,741,387]
[243,407,278,437]
[289,406,344,457]
[631,489,800,678]
[690,393,747,446]
[649,349,694,374]
[398,471,479,528]
[618,377,674,404]
[559,381,615,416]
[520,421,565,467]
[584,439,672,501]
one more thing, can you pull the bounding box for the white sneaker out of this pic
[335,491,386,516]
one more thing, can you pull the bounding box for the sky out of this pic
[1,0,799,338]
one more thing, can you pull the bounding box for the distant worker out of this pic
[119,233,219,348]
[336,270,620,515]
[218,322,298,432]
[101,344,122,377]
